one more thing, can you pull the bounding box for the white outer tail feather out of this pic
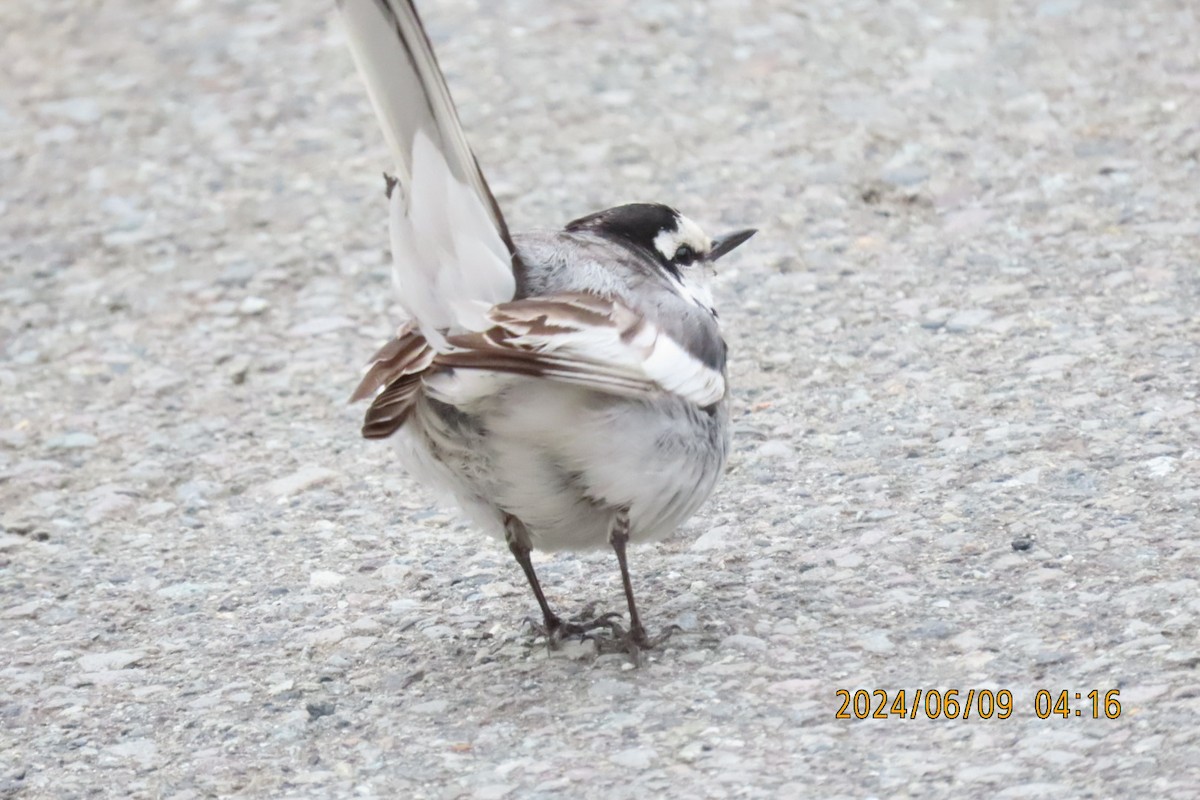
[388,133,513,345]
[339,0,515,345]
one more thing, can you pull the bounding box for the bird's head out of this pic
[565,203,756,309]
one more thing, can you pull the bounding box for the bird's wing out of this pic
[437,293,727,407]
[350,295,725,441]
[351,323,436,438]
[338,0,516,343]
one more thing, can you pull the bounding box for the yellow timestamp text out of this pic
[834,689,1122,720]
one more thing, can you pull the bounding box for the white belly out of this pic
[393,378,729,552]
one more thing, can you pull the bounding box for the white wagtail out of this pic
[339,0,756,655]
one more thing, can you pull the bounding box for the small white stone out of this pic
[609,747,657,770]
[411,699,449,714]
[1026,354,1078,374]
[238,296,269,315]
[690,524,732,551]
[1144,457,1176,478]
[860,630,895,654]
[937,435,973,452]
[1009,468,1041,486]
[79,649,146,672]
[338,635,379,653]
[303,625,347,646]
[288,316,354,337]
[720,634,768,652]
[48,432,98,449]
[2,600,44,619]
[104,738,159,767]
[260,467,340,497]
[555,638,596,661]
[0,535,26,551]
[139,501,176,519]
[309,570,345,588]
[42,97,102,123]
[945,309,993,332]
[757,440,796,459]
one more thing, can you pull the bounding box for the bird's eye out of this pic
[674,244,697,265]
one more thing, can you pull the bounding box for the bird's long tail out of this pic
[337,0,517,346]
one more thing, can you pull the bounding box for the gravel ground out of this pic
[3,0,1199,797]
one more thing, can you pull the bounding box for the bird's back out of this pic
[513,230,728,377]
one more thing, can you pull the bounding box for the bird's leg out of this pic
[608,509,677,656]
[504,515,618,647]
[504,515,558,631]
[608,511,646,643]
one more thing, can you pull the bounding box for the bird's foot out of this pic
[595,619,681,666]
[525,610,623,649]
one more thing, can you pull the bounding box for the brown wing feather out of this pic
[352,293,723,441]
[433,292,722,401]
[351,323,436,439]
[437,293,656,396]
[362,371,427,439]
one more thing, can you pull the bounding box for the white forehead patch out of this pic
[652,214,711,263]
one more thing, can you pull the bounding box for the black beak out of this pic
[707,228,757,261]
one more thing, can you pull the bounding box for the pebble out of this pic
[0,535,26,552]
[720,635,768,653]
[880,163,929,187]
[995,783,1076,799]
[86,492,136,523]
[589,679,635,699]
[756,440,795,459]
[259,467,340,497]
[2,600,45,619]
[411,699,449,714]
[46,432,98,450]
[157,582,214,599]
[78,650,146,672]
[0,429,29,449]
[238,296,270,315]
[306,701,336,720]
[103,739,159,768]
[858,631,895,654]
[288,316,355,337]
[944,309,993,332]
[420,624,455,639]
[41,97,102,123]
[139,500,176,519]
[1026,354,1079,374]
[555,638,597,660]
[309,570,346,589]
[304,626,347,647]
[338,636,379,653]
[920,307,954,329]
[689,524,732,551]
[609,747,658,769]
[936,436,972,452]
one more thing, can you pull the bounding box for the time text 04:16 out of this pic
[835,689,1122,720]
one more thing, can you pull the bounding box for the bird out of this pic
[338,0,757,657]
